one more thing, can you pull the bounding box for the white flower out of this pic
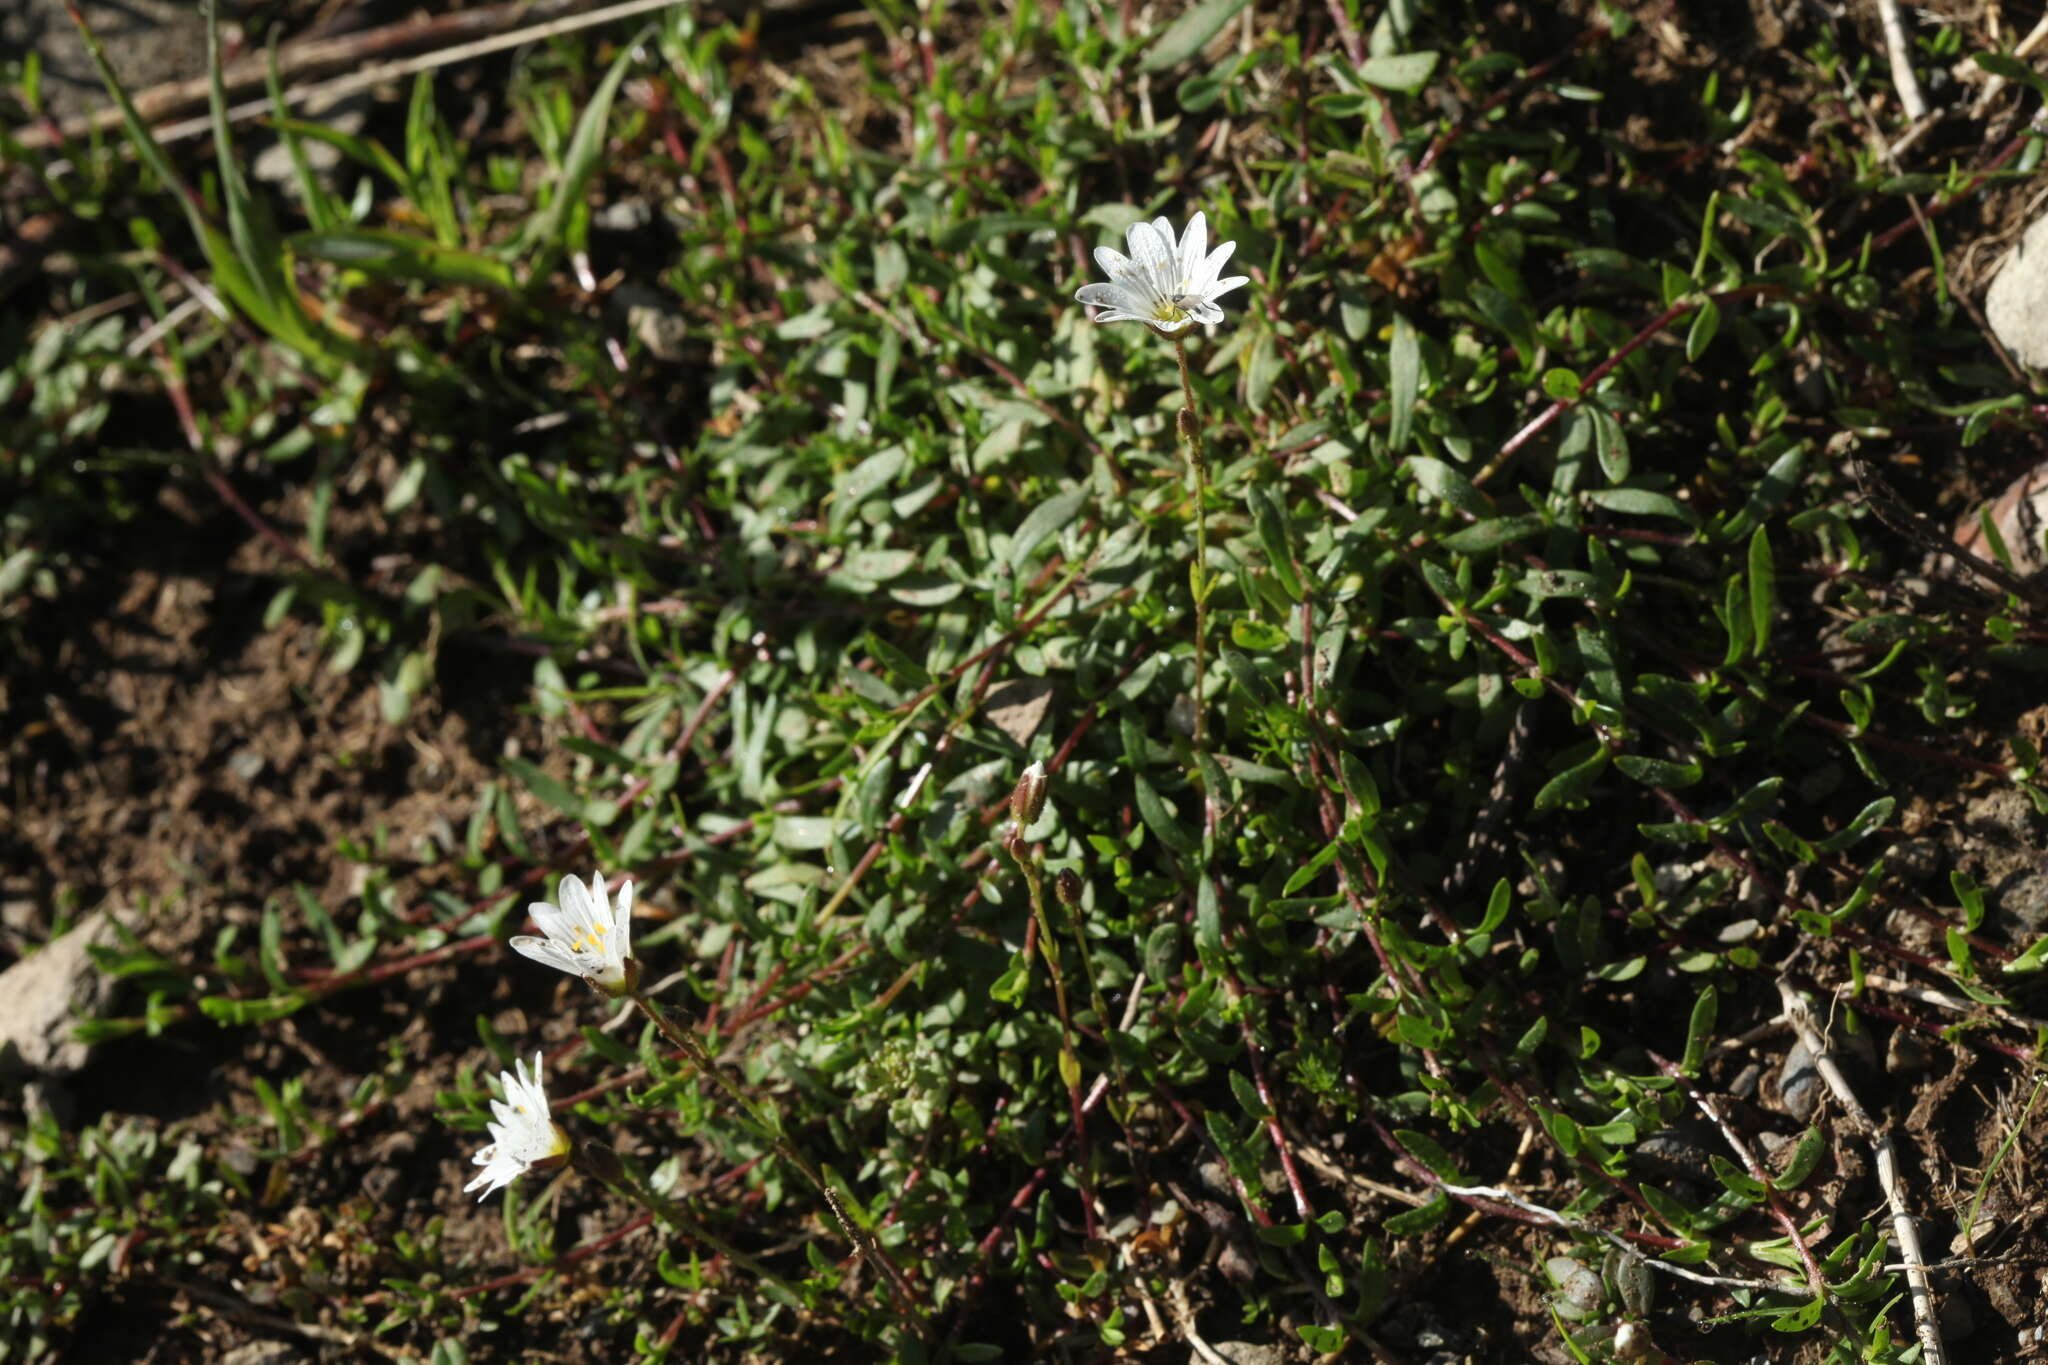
[1074,210,1249,334]
[510,872,637,995]
[464,1052,572,1200]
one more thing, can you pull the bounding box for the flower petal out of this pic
[1178,212,1208,291]
[613,881,634,963]
[1198,238,1237,290]
[1076,282,1144,311]
[1206,274,1250,300]
[1092,245,1134,281]
[1125,220,1178,299]
[528,901,573,941]
[510,935,588,977]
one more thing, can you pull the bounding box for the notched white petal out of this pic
[1077,282,1142,309]
[510,935,587,976]
[1092,245,1134,279]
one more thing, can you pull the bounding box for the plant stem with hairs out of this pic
[1003,828,1098,1237]
[1172,334,1211,747]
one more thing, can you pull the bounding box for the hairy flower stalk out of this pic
[1000,779,1098,1238]
[1172,334,1213,747]
[1074,209,1243,748]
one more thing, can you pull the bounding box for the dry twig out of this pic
[1875,0,1929,120]
[1777,978,1949,1365]
[1431,1184,1798,1296]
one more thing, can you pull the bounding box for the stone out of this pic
[1988,213,2048,369]
[609,285,691,362]
[0,909,121,1075]
[1778,1037,1820,1121]
[218,1344,305,1365]
[1207,1344,1287,1365]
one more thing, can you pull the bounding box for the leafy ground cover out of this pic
[7,0,2048,1360]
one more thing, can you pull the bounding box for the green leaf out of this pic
[501,755,586,821]
[1221,647,1280,708]
[1591,406,1630,484]
[1139,0,1251,72]
[1748,526,1776,648]
[1532,747,1609,812]
[1393,1129,1467,1182]
[1229,1070,1269,1119]
[1388,313,1419,454]
[1686,298,1721,361]
[516,37,640,272]
[1777,1127,1824,1188]
[1009,486,1090,570]
[1440,515,1545,553]
[1354,52,1441,92]
[1584,487,1693,522]
[1409,456,1491,516]
[1382,1192,1451,1236]
[1143,922,1183,982]
[1682,984,1716,1076]
[292,229,515,290]
[1469,283,1536,361]
[1134,774,1196,854]
[1614,754,1703,788]
[1248,486,1304,602]
[1813,797,1894,853]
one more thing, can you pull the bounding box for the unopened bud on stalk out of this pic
[1055,869,1082,909]
[1178,409,1199,441]
[1010,760,1049,829]
[575,1141,625,1187]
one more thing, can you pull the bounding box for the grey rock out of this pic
[594,198,655,232]
[219,1344,306,1365]
[1779,1037,1820,1121]
[0,910,120,1075]
[610,285,691,362]
[1989,214,2048,369]
[1207,1344,1287,1365]
[1995,870,2048,934]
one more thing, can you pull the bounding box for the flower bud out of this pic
[1010,760,1048,829]
[1055,869,1082,909]
[575,1141,624,1187]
